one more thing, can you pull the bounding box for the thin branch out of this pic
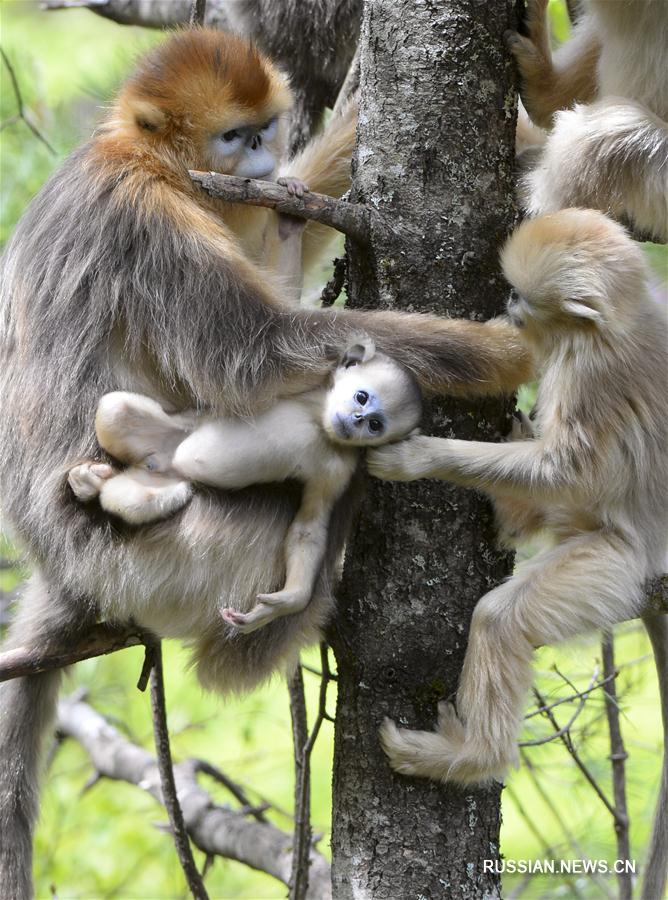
[193,759,269,824]
[56,695,332,897]
[149,642,209,899]
[288,644,334,900]
[288,665,312,900]
[189,171,374,244]
[0,46,56,155]
[533,686,620,823]
[189,0,207,27]
[520,665,598,746]
[320,257,347,308]
[601,632,633,900]
[0,622,152,682]
[525,670,617,719]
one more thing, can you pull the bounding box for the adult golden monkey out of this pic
[0,28,531,896]
[371,209,668,900]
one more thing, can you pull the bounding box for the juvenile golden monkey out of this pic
[69,338,422,633]
[369,209,668,900]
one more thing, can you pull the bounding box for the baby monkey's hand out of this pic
[277,176,310,198]
[367,434,437,482]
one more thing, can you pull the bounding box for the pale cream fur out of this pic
[369,209,668,900]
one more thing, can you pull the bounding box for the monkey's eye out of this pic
[355,390,369,405]
[260,118,278,139]
[222,129,240,142]
[368,418,383,434]
[509,288,521,303]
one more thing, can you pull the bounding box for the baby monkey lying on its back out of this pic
[69,339,421,633]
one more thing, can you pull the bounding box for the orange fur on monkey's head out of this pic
[111,28,293,176]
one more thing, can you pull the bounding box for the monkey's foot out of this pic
[277,176,309,198]
[68,462,115,501]
[508,409,534,441]
[381,702,511,786]
[220,605,274,634]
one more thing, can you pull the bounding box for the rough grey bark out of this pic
[329,1,519,897]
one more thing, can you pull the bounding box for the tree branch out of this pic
[56,694,332,897]
[149,641,209,899]
[0,622,152,682]
[601,632,633,900]
[0,46,56,155]
[189,172,374,244]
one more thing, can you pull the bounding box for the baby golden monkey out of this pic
[370,209,668,900]
[69,338,422,633]
[508,0,668,242]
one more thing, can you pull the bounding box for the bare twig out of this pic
[521,667,599,746]
[533,686,620,823]
[0,622,152,682]
[189,171,374,243]
[189,0,207,27]
[193,759,269,824]
[56,695,332,896]
[601,632,633,900]
[150,642,209,899]
[288,644,334,900]
[320,257,347,308]
[0,46,56,155]
[525,670,617,719]
[288,665,312,900]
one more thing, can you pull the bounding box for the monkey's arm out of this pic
[136,189,533,414]
[368,434,566,498]
[507,0,600,129]
[282,97,357,274]
[221,467,350,633]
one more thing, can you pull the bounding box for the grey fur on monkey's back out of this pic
[0,145,351,692]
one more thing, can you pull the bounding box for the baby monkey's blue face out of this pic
[323,345,422,448]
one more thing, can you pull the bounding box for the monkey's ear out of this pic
[340,336,376,368]
[561,299,602,321]
[129,99,167,133]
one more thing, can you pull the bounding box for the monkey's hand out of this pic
[367,435,438,482]
[68,461,116,501]
[221,589,310,634]
[277,176,310,198]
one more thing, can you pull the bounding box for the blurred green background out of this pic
[1,1,666,897]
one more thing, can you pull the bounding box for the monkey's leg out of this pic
[380,533,644,786]
[523,100,668,243]
[98,467,193,526]
[0,575,95,899]
[222,481,342,634]
[506,0,599,129]
[264,210,306,306]
[96,391,195,472]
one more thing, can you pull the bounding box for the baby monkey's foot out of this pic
[68,462,115,501]
[221,589,309,634]
[277,176,309,198]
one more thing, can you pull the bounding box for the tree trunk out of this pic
[330,1,518,896]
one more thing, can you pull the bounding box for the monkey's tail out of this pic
[0,575,90,900]
[0,668,63,900]
[641,613,668,900]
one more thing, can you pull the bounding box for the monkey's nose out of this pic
[353,413,364,425]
